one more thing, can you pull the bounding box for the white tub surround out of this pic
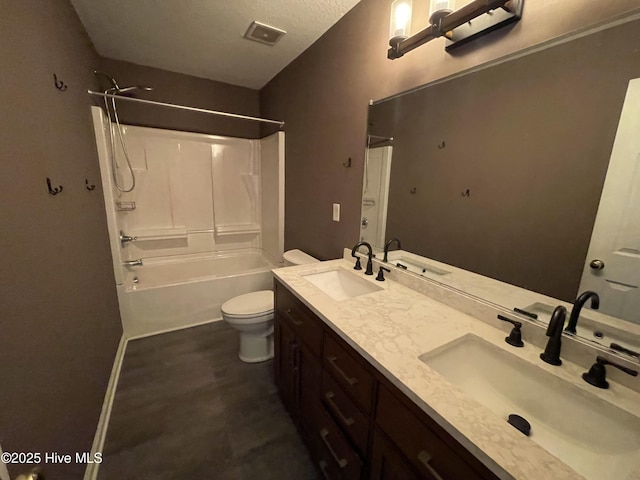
[273,259,640,480]
[91,107,285,336]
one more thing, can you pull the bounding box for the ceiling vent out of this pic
[243,21,287,46]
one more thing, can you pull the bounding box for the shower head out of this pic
[93,70,119,91]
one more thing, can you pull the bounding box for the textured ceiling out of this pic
[71,0,361,90]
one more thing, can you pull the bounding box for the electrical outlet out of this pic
[332,203,340,222]
[0,443,10,480]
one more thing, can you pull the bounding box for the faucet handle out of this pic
[582,356,638,389]
[376,266,390,282]
[497,315,524,347]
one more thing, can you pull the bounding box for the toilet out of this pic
[222,249,319,363]
[283,248,320,267]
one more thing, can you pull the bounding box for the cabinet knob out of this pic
[589,259,605,270]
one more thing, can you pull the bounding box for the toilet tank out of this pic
[283,249,319,266]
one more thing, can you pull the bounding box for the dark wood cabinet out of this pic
[274,282,323,432]
[274,279,499,480]
[371,430,422,480]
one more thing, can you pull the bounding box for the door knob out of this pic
[589,259,605,270]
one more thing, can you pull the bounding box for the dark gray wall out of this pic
[373,20,640,301]
[260,0,640,261]
[0,3,265,477]
[0,0,122,478]
[97,58,261,138]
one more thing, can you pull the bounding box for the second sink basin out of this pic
[419,334,640,480]
[303,268,383,301]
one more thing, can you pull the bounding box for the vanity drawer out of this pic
[321,369,370,456]
[306,399,363,480]
[376,385,494,480]
[324,334,375,413]
[275,283,323,356]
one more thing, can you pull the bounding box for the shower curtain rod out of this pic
[87,90,285,127]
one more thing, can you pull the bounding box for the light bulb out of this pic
[389,0,413,47]
[429,0,453,25]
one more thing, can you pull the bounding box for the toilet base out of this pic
[238,332,274,363]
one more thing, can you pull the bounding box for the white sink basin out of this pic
[303,268,383,301]
[419,334,640,480]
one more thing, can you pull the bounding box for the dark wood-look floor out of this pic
[98,321,319,480]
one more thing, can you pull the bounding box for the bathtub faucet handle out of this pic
[120,230,137,247]
[123,259,143,267]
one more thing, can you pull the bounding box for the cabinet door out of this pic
[299,341,322,434]
[371,430,422,480]
[276,319,297,415]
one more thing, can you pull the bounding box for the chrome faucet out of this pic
[351,241,374,275]
[383,238,402,262]
[540,305,567,366]
[565,290,599,334]
[123,259,143,267]
[119,230,137,247]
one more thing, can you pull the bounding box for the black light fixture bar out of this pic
[388,0,521,59]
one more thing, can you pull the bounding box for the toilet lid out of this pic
[221,290,274,316]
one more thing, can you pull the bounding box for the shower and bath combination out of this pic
[94,71,153,192]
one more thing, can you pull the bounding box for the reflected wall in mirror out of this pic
[364,17,640,331]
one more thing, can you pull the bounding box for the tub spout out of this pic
[123,259,143,267]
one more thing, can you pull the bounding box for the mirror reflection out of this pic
[361,17,640,354]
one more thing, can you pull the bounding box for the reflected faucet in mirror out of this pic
[566,291,600,335]
[352,242,374,275]
[383,238,402,262]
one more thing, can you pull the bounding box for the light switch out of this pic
[332,203,340,222]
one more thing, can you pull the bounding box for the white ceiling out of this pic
[71,0,361,90]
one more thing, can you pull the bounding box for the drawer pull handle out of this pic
[324,391,355,426]
[327,355,358,385]
[417,450,444,480]
[320,428,348,468]
[318,460,331,480]
[285,309,304,326]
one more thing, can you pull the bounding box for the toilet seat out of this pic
[221,290,274,318]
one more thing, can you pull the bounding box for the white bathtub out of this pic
[116,250,277,339]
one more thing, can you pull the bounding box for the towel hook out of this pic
[53,73,68,91]
[85,179,96,191]
[47,177,63,196]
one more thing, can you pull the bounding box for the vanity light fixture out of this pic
[388,0,524,59]
[389,0,413,50]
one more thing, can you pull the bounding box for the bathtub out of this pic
[116,250,277,339]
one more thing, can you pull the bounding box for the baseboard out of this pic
[83,335,128,480]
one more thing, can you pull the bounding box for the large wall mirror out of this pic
[361,16,640,355]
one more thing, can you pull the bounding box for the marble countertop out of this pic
[272,258,640,480]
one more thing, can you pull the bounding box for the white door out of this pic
[360,146,393,249]
[578,78,640,324]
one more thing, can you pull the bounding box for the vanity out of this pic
[272,257,640,480]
